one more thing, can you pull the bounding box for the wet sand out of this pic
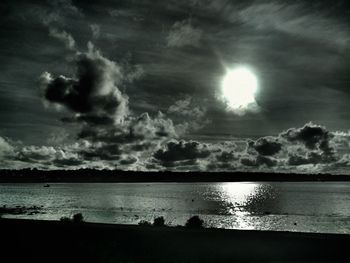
[0,218,349,262]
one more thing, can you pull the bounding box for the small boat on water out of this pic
[44,184,50,188]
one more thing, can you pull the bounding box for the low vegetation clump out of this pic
[73,213,84,222]
[138,220,152,226]
[60,213,84,223]
[138,216,166,227]
[138,215,205,229]
[153,216,165,227]
[185,216,204,228]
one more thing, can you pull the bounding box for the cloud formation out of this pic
[153,140,211,167]
[248,137,282,156]
[49,28,76,50]
[2,0,350,175]
[0,137,14,157]
[1,121,350,174]
[168,96,210,133]
[281,123,334,153]
[239,2,350,49]
[90,24,100,39]
[39,42,129,125]
[168,96,206,119]
[34,0,84,27]
[166,19,203,48]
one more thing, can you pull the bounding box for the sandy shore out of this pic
[0,219,349,262]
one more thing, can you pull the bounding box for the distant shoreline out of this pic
[0,169,349,183]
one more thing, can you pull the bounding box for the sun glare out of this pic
[221,67,258,110]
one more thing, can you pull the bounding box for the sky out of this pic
[1,0,350,173]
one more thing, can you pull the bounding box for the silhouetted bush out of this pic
[60,216,71,222]
[60,213,84,223]
[185,216,204,228]
[73,213,84,223]
[153,216,165,227]
[138,220,152,226]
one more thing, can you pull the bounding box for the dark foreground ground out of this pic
[0,219,349,263]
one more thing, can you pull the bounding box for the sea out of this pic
[0,182,349,234]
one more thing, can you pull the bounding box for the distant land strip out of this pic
[0,169,349,183]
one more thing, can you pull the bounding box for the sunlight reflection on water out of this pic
[215,182,279,230]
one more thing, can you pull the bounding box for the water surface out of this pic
[0,182,349,234]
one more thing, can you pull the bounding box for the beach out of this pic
[1,218,349,263]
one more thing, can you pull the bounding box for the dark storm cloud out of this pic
[153,140,211,166]
[241,155,278,168]
[268,123,339,167]
[77,143,121,161]
[40,42,129,125]
[216,150,239,163]
[36,36,182,169]
[120,156,138,165]
[78,112,177,144]
[248,137,282,156]
[280,123,335,156]
[73,111,179,169]
[287,151,333,166]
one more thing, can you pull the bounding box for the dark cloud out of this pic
[78,143,121,161]
[281,123,333,150]
[153,140,211,166]
[249,137,282,156]
[241,155,278,168]
[39,42,129,125]
[288,152,319,166]
[78,112,177,145]
[216,150,239,163]
[1,121,350,173]
[207,150,240,171]
[280,123,336,165]
[119,156,138,166]
[288,150,336,166]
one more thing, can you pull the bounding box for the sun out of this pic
[221,67,258,110]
